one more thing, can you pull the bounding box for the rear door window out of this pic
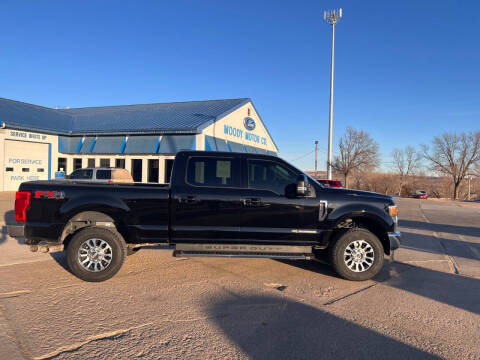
[96,170,112,180]
[186,157,237,187]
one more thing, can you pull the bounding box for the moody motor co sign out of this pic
[223,119,267,146]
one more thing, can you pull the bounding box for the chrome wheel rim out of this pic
[78,238,113,272]
[344,240,374,272]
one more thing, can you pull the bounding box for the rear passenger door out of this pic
[170,155,244,243]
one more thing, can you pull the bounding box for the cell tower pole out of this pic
[324,8,342,180]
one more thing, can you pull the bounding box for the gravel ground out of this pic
[0,193,479,359]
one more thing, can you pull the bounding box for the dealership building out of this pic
[0,97,278,191]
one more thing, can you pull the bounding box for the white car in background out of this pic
[66,168,134,183]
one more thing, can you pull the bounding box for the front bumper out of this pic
[7,224,24,238]
[388,231,401,251]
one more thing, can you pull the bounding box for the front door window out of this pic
[248,159,297,196]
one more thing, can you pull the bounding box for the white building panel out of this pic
[3,140,49,191]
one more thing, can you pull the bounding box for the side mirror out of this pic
[296,174,309,196]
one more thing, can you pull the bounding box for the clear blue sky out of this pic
[1,0,479,171]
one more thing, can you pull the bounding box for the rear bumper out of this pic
[388,231,401,251]
[7,225,24,238]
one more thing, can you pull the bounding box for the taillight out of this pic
[15,191,31,222]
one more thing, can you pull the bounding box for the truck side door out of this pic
[170,154,243,243]
[239,158,322,245]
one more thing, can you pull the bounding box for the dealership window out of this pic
[74,158,82,170]
[6,167,13,172]
[22,168,30,172]
[100,158,110,167]
[247,159,297,195]
[115,158,125,169]
[148,159,159,183]
[87,158,96,168]
[131,159,142,182]
[186,157,234,187]
[165,159,174,183]
[58,158,67,173]
[38,168,44,172]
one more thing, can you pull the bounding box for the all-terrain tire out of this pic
[329,228,384,281]
[66,226,127,282]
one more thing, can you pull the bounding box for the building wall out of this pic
[0,128,178,190]
[0,101,278,191]
[55,153,176,184]
[201,101,278,153]
[0,128,60,191]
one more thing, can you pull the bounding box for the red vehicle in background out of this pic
[413,190,428,199]
[317,179,344,188]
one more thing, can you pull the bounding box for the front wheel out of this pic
[66,227,127,282]
[329,228,384,281]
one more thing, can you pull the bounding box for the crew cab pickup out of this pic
[8,151,401,282]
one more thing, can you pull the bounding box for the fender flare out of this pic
[58,196,130,243]
[328,203,394,254]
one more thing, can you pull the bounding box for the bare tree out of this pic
[332,127,379,188]
[392,146,420,196]
[472,164,480,178]
[422,131,480,199]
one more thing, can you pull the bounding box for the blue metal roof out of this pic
[0,98,73,134]
[0,97,250,136]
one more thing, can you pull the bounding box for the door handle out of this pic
[242,198,262,207]
[179,196,198,204]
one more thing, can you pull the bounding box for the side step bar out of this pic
[173,244,314,260]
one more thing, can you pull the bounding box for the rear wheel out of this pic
[329,228,384,281]
[66,227,127,282]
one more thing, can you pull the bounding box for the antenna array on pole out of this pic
[324,8,342,25]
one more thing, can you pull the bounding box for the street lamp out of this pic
[324,8,342,180]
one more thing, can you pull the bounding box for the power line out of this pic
[287,149,316,162]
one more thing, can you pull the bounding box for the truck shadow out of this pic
[1,210,17,246]
[0,225,6,245]
[279,260,480,316]
[203,293,439,360]
[49,252,70,272]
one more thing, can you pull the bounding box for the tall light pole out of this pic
[324,8,342,180]
[314,140,318,177]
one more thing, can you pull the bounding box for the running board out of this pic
[173,244,314,260]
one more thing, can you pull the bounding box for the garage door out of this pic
[3,140,49,191]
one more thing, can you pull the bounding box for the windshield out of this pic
[305,174,325,187]
[280,157,325,188]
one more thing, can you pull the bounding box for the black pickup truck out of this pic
[8,151,400,282]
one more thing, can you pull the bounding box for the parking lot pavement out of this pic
[396,198,480,277]
[0,195,479,359]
